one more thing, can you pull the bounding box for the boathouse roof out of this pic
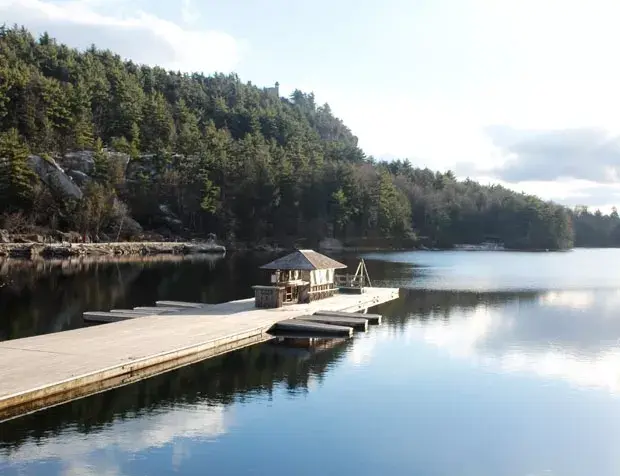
[260,250,347,270]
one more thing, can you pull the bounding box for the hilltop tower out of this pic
[265,81,280,97]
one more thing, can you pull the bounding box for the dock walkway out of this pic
[0,287,398,421]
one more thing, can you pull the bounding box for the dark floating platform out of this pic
[270,319,353,337]
[295,314,368,331]
[314,310,382,325]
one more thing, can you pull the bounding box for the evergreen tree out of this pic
[0,129,37,214]
[140,92,175,152]
[91,138,110,184]
[175,99,201,156]
[70,79,94,150]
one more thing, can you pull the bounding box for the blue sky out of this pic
[3,0,620,210]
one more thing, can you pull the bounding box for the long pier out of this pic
[0,287,398,421]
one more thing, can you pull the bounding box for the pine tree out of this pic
[129,122,141,157]
[71,79,94,150]
[175,100,202,156]
[91,138,110,184]
[140,92,175,152]
[375,170,411,236]
[200,176,220,214]
[0,129,37,214]
[330,188,351,237]
[105,67,143,142]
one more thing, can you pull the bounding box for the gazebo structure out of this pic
[253,250,347,308]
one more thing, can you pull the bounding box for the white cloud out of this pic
[462,127,620,184]
[0,0,241,73]
[324,0,620,209]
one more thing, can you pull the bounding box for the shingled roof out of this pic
[260,250,347,270]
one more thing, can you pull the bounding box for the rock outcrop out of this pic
[67,170,90,187]
[57,149,130,186]
[60,150,95,175]
[18,149,213,245]
[27,155,83,200]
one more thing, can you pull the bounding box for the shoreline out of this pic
[0,241,226,259]
[0,241,580,261]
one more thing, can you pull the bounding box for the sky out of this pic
[2,0,620,211]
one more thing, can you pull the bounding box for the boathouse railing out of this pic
[306,284,337,302]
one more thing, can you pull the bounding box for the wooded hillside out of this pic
[0,26,580,249]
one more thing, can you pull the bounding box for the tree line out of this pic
[571,206,620,247]
[0,25,604,250]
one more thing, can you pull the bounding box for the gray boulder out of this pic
[60,150,95,175]
[27,155,83,200]
[0,229,9,243]
[67,170,90,187]
[61,149,130,184]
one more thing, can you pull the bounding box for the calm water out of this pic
[2,249,620,475]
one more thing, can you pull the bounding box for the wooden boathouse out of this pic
[253,250,347,308]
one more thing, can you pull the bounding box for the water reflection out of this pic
[3,404,228,475]
[6,286,619,448]
[386,288,620,392]
[0,253,272,341]
[364,248,620,291]
[4,285,620,475]
[3,251,620,475]
[0,338,352,474]
[0,251,381,341]
[6,286,618,451]
[0,339,352,451]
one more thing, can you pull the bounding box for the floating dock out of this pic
[82,311,138,323]
[0,287,398,421]
[295,314,369,331]
[272,319,354,337]
[315,310,382,325]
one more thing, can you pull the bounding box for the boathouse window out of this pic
[310,269,334,286]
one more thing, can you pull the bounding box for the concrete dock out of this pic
[0,287,398,421]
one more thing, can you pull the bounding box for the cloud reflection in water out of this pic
[2,403,229,475]
[403,289,620,392]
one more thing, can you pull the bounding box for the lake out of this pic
[1,249,620,475]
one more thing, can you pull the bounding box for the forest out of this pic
[0,26,614,250]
